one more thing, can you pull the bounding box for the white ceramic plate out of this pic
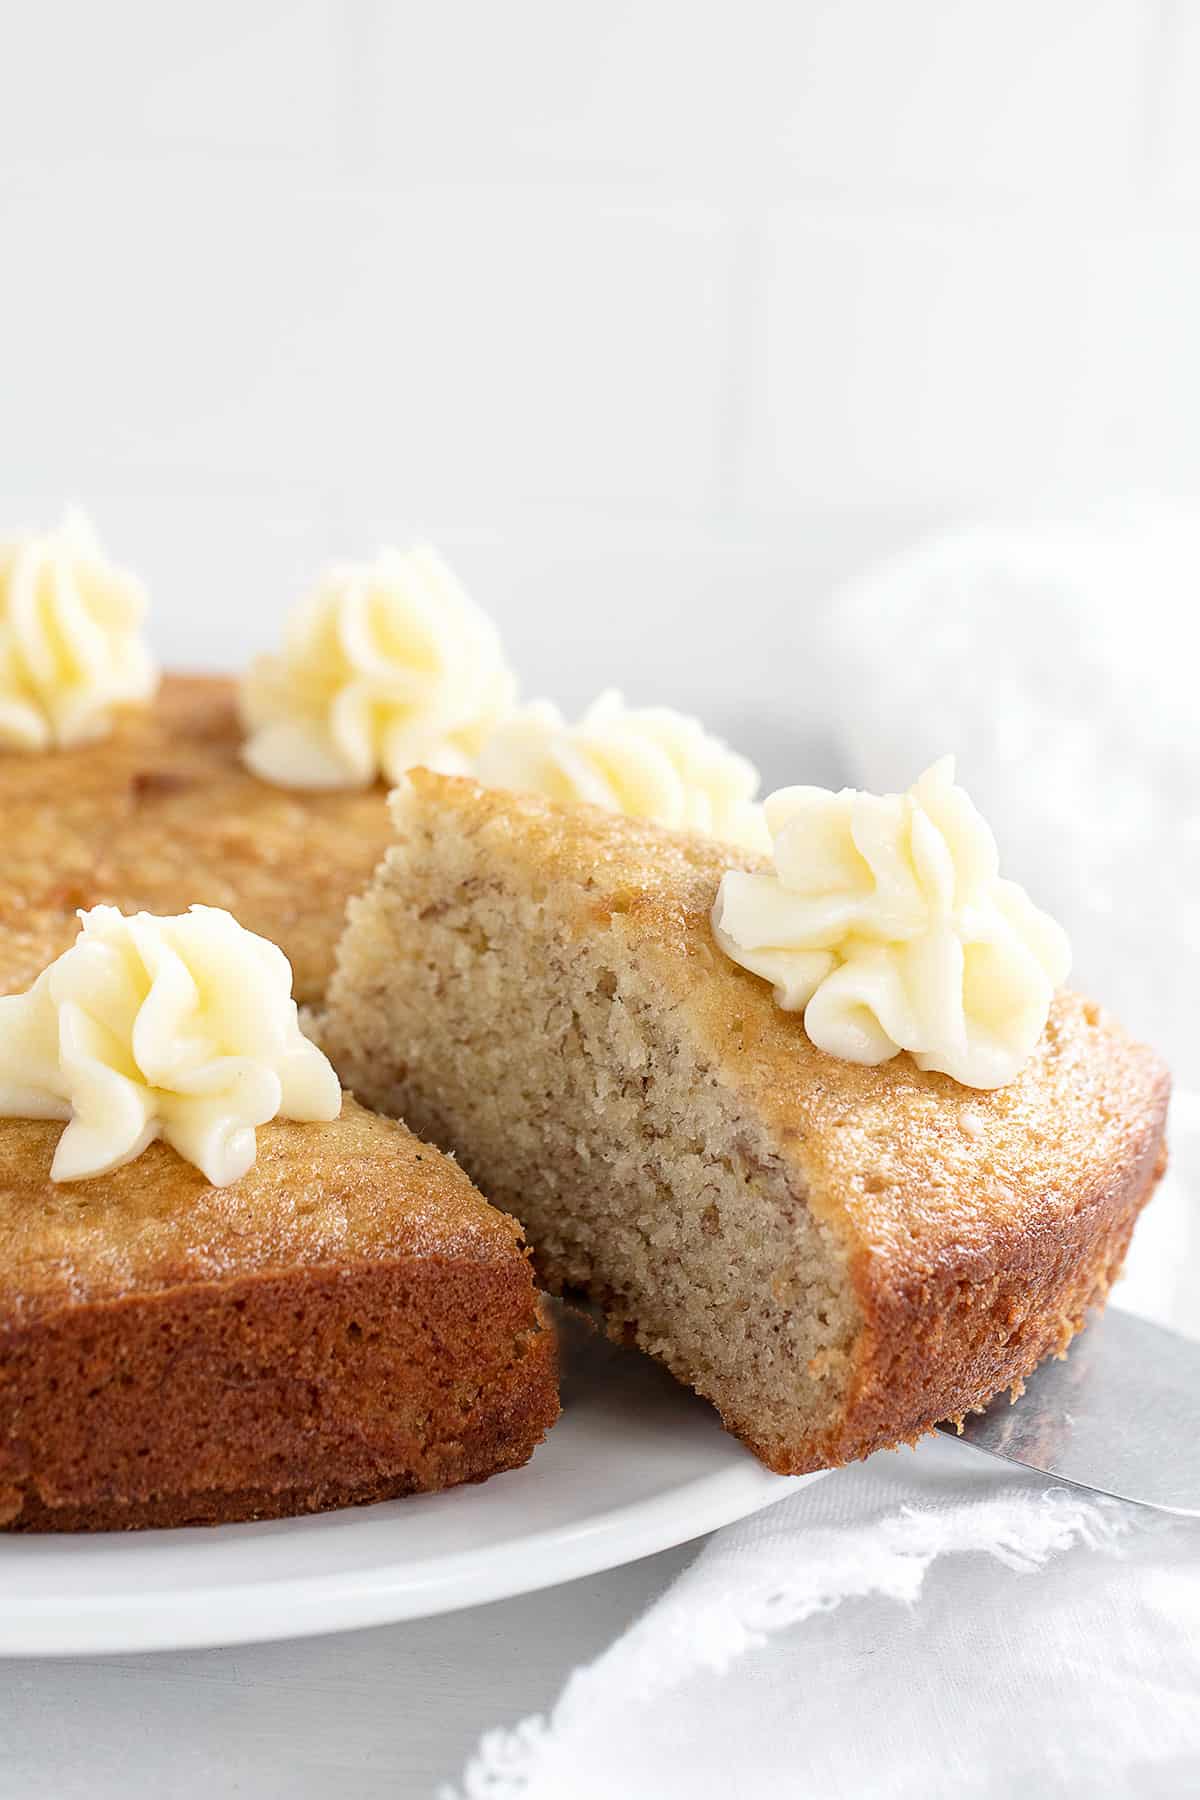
[0,1311,817,1657]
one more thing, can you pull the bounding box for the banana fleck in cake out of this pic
[320,770,1170,1475]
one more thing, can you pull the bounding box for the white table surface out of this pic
[0,1540,698,1798]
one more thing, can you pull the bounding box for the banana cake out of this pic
[0,673,393,1006]
[0,1096,557,1530]
[320,771,1170,1475]
[0,896,556,1531]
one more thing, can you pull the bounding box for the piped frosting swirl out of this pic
[0,905,342,1185]
[476,691,769,851]
[0,509,157,751]
[239,543,516,789]
[711,757,1071,1088]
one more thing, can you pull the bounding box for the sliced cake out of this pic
[320,770,1170,1475]
[0,901,556,1530]
[0,1099,557,1530]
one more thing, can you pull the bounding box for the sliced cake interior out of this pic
[321,771,1170,1474]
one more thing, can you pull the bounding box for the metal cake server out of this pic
[937,1307,1200,1515]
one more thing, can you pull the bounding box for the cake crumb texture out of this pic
[321,772,1170,1474]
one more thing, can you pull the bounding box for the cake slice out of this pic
[321,771,1170,1475]
[0,674,394,1005]
[0,1097,557,1529]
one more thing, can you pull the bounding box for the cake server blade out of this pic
[937,1307,1200,1516]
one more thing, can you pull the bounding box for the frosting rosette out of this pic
[711,757,1071,1088]
[0,508,158,750]
[476,691,770,851]
[239,543,517,789]
[0,905,342,1185]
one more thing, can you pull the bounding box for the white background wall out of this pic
[3,1,1197,707]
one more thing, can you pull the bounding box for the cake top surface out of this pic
[0,674,393,1005]
[0,1095,525,1326]
[391,771,1169,1267]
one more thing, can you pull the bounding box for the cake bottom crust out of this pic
[3,1430,546,1533]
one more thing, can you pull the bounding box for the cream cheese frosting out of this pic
[239,543,517,789]
[476,691,770,851]
[711,757,1071,1088]
[0,509,158,751]
[0,905,342,1185]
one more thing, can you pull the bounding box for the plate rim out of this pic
[0,1456,819,1659]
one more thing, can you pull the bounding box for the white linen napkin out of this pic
[446,1102,1198,1800]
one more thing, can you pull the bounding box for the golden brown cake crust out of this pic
[0,674,394,1004]
[0,1100,558,1528]
[335,772,1170,1472]
[0,701,558,1530]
